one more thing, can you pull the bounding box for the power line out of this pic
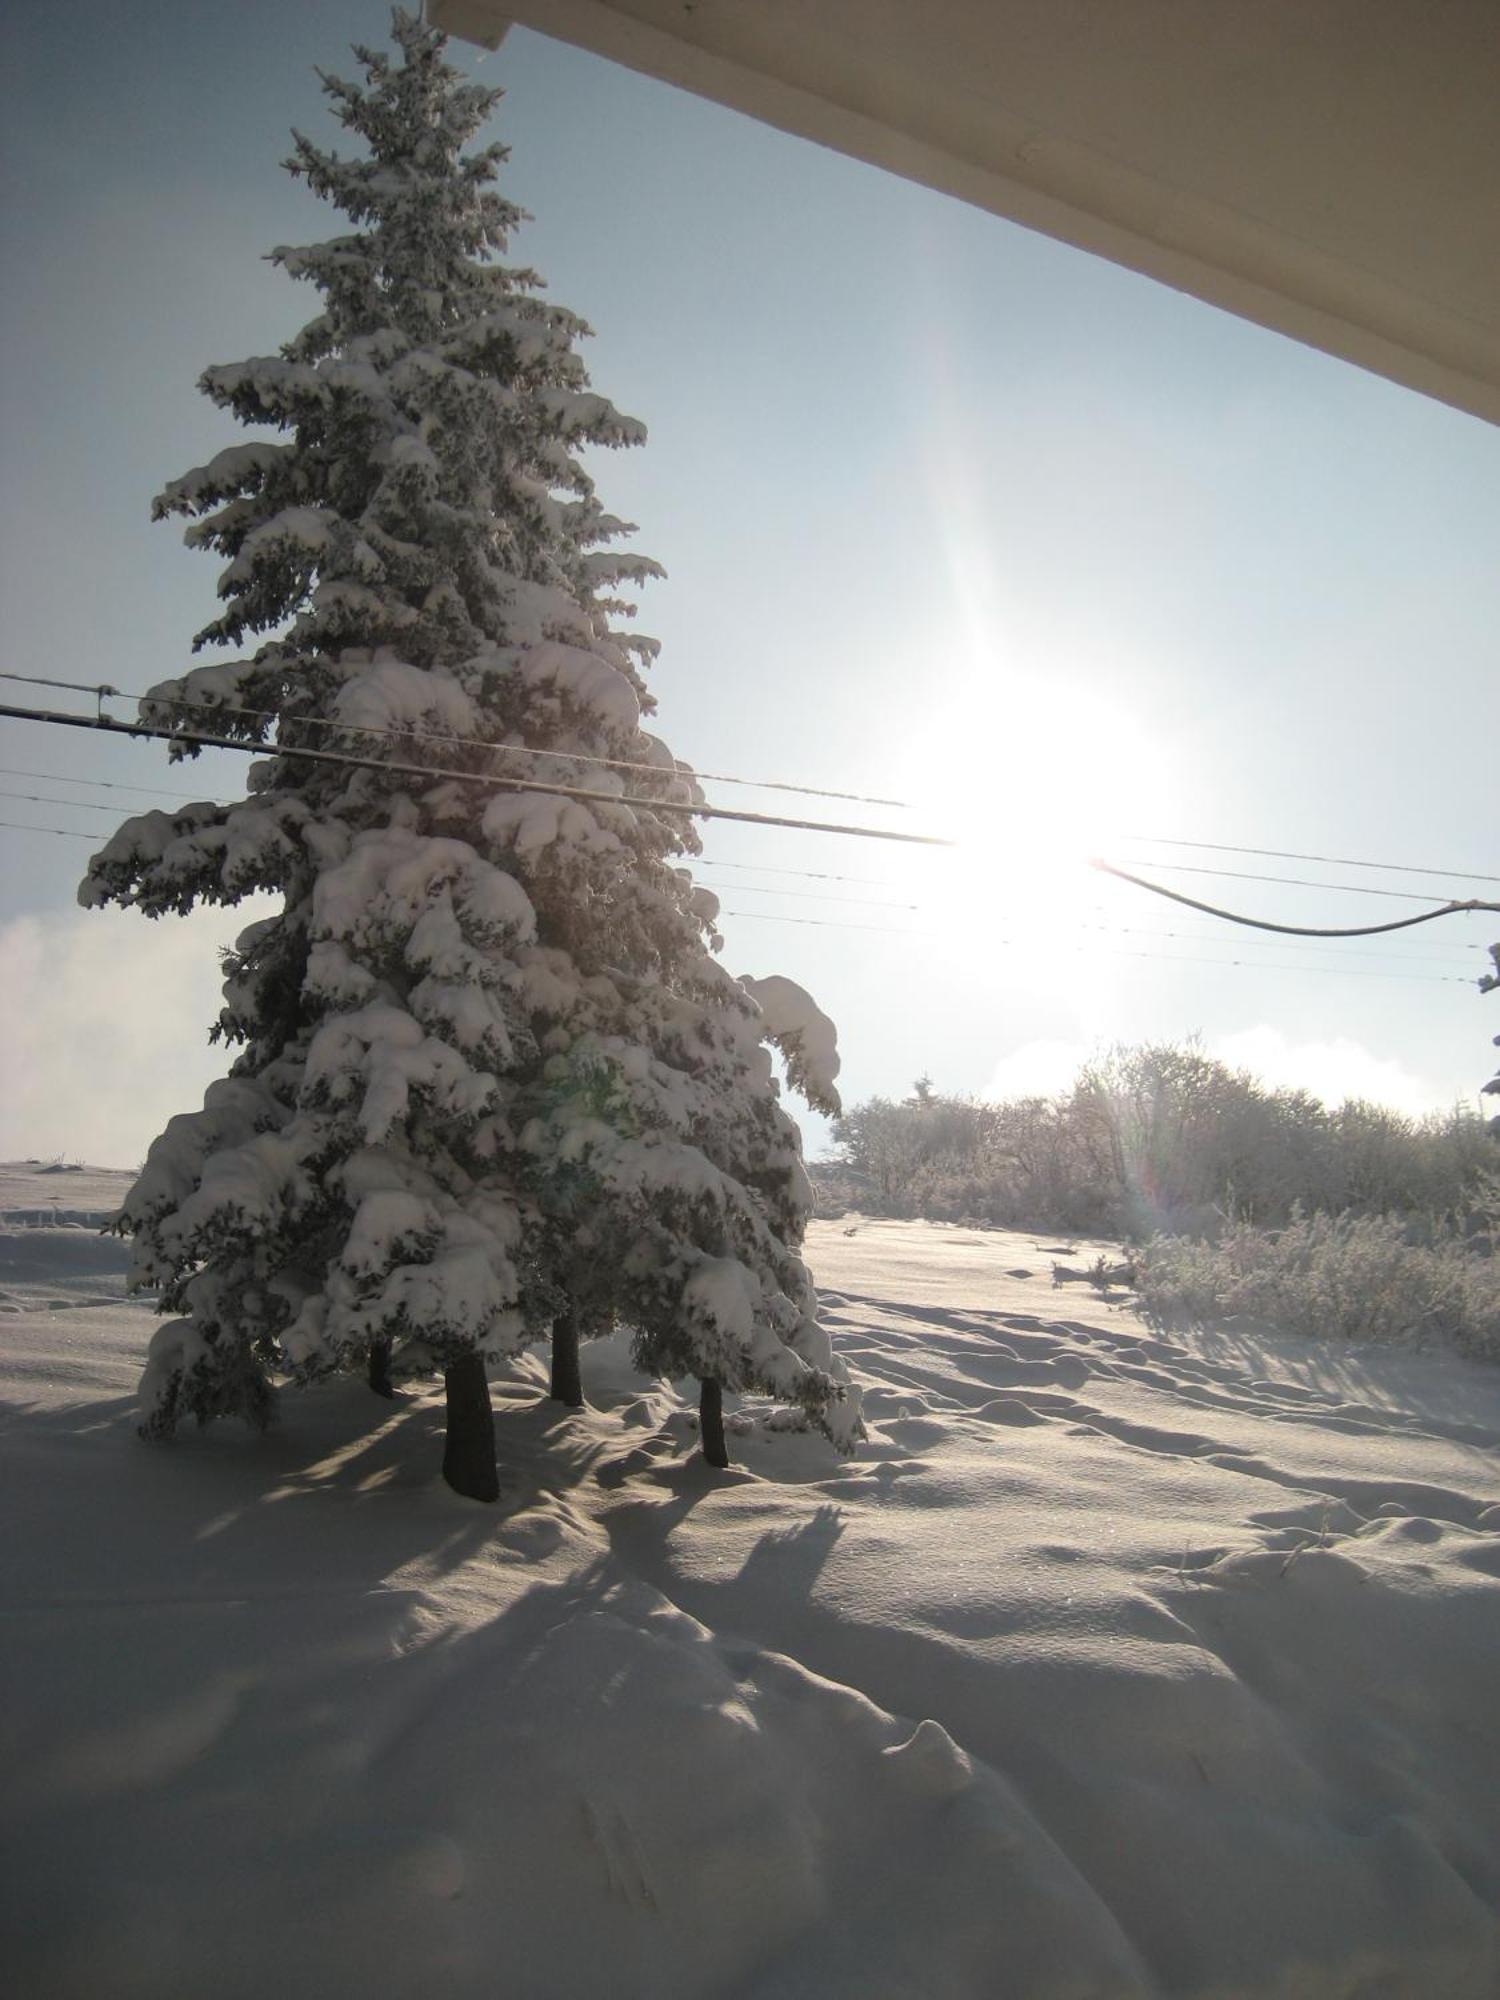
[0,671,909,811]
[0,700,957,849]
[716,881,1481,962]
[1092,858,1500,939]
[0,672,122,698]
[0,770,1479,913]
[0,787,119,815]
[696,856,891,887]
[0,819,97,840]
[1,769,924,847]
[721,907,1474,982]
[714,842,1495,908]
[2,794,1475,968]
[5,671,1494,894]
[702,880,919,912]
[722,909,930,937]
[0,813,1480,987]
[1,768,1484,965]
[1073,916,1482,970]
[1113,859,1475,904]
[1120,832,1500,888]
[0,765,206,802]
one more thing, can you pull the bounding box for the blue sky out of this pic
[3,0,1497,1165]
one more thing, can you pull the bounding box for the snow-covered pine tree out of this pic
[80,10,860,1497]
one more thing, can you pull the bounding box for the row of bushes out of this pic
[1134,1210,1500,1363]
[823,1044,1498,1242]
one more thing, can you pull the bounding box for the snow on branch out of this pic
[740,975,842,1117]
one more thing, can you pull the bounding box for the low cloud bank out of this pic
[0,901,273,1168]
[987,1026,1461,1118]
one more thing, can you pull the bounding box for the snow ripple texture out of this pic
[3,1174,1498,1998]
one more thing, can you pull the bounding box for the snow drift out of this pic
[3,1164,1498,1997]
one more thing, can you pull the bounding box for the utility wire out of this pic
[696,856,891,887]
[704,880,920,911]
[0,787,120,815]
[2,789,1474,964]
[1073,915,1481,970]
[0,672,121,698]
[1115,859,1469,904]
[5,804,1467,968]
[721,908,1473,982]
[0,790,918,907]
[0,700,956,849]
[0,765,207,802]
[2,772,1485,962]
[0,773,930,914]
[5,672,1494,892]
[0,819,97,839]
[0,816,1478,987]
[1120,832,1500,887]
[0,671,909,811]
[1092,858,1500,938]
[2,774,1479,913]
[709,849,1494,908]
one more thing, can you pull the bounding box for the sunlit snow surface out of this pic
[3,1164,1498,1998]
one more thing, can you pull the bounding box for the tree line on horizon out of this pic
[825,1043,1499,1243]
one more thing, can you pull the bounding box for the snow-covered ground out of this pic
[4,1162,1498,1998]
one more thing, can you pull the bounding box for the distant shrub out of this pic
[1135,1209,1500,1362]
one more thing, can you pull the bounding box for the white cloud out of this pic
[1208,1025,1459,1117]
[984,1038,1091,1101]
[0,900,273,1168]
[980,1026,1466,1118]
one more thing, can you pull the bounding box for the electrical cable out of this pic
[0,671,910,811]
[4,672,1494,893]
[695,856,891,887]
[0,765,205,802]
[1112,860,1472,904]
[3,792,1471,965]
[1119,832,1500,887]
[0,700,956,848]
[0,672,121,698]
[702,880,919,912]
[0,820,96,839]
[3,774,1480,913]
[0,788,119,815]
[0,815,1481,986]
[1091,857,1500,938]
[1072,916,1482,970]
[721,907,1474,981]
[1,768,1486,962]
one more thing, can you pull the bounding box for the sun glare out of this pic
[900,667,1165,983]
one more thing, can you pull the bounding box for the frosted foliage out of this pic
[740,975,842,1117]
[79,9,856,1456]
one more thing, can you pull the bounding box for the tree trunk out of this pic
[699,1376,729,1469]
[549,1307,584,1408]
[367,1338,396,1399]
[442,1352,498,1502]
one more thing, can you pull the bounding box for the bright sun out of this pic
[896,670,1166,980]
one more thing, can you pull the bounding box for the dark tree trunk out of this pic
[699,1376,729,1469]
[549,1308,584,1408]
[367,1339,397,1399]
[442,1352,498,1502]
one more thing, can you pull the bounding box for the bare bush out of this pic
[1135,1209,1500,1361]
